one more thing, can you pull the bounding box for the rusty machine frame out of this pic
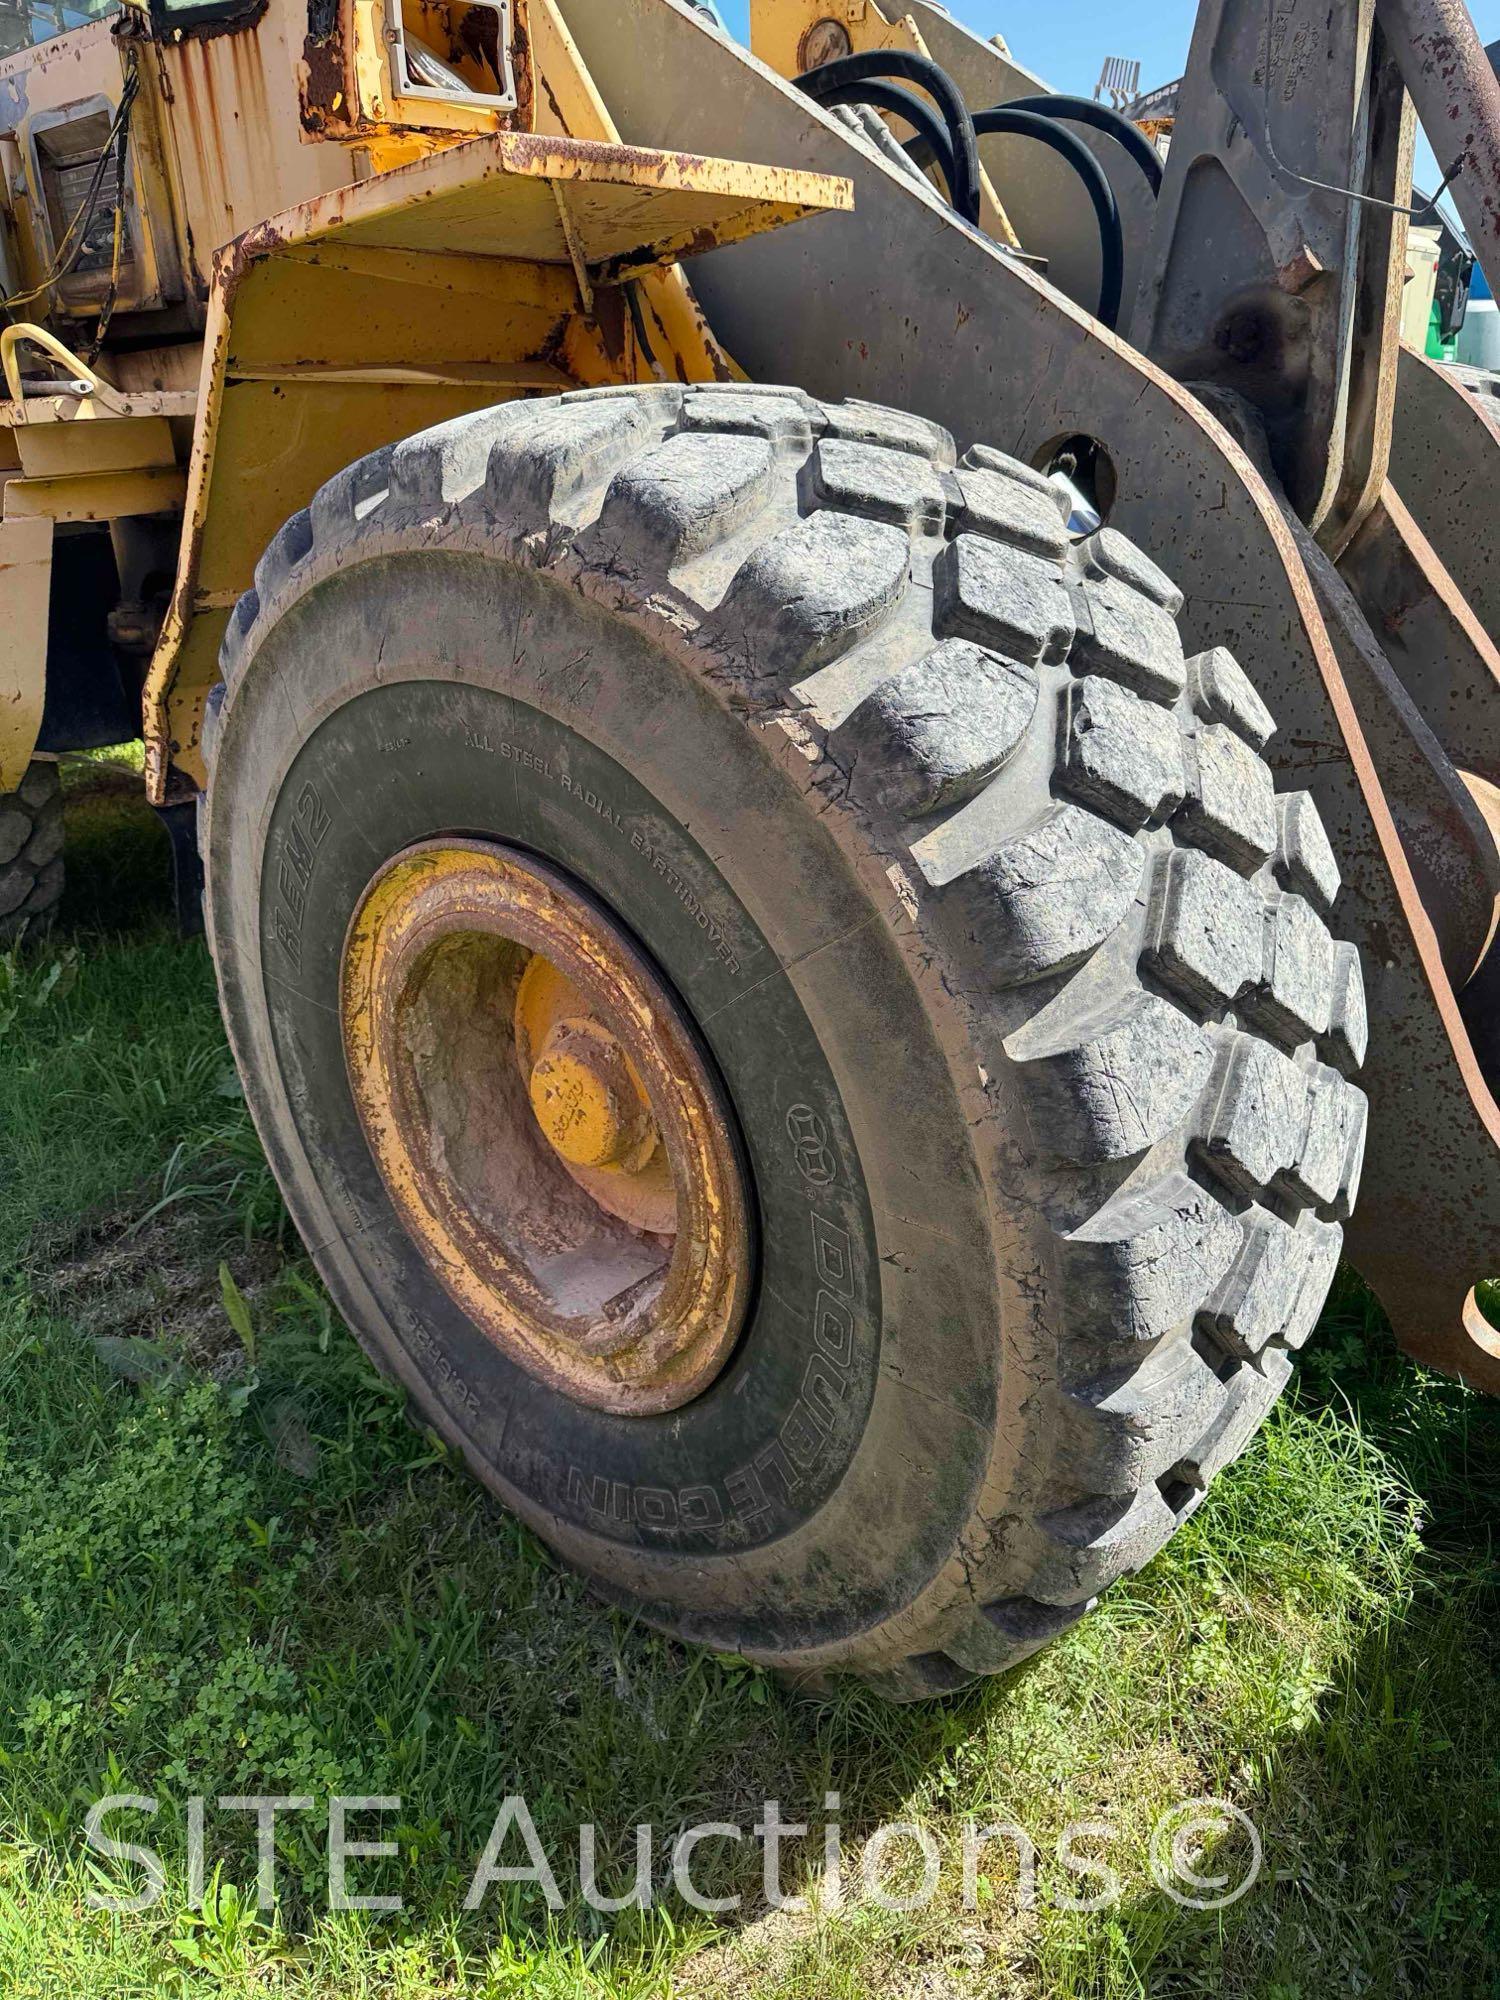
[1,0,1498,1395]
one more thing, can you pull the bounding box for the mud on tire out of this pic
[201,384,1367,1698]
[0,761,64,942]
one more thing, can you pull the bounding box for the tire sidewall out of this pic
[208,547,1005,1661]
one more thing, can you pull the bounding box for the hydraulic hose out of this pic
[971,107,1124,328]
[998,92,1164,198]
[796,50,982,226]
[906,105,1125,329]
[799,55,1129,327]
[799,76,962,211]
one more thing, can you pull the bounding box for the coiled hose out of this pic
[795,58,1146,331]
[970,107,1124,330]
[997,93,1164,198]
[897,103,1125,329]
[795,51,983,227]
[800,76,964,211]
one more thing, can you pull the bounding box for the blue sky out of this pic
[719,1,1201,97]
[718,0,1500,197]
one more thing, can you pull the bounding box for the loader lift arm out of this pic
[570,0,1500,1386]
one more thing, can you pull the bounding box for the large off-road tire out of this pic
[0,761,65,942]
[201,384,1367,1697]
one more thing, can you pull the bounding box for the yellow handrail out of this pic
[0,323,129,415]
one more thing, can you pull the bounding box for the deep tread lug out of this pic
[936,533,1075,665]
[1007,991,1217,1163]
[1060,673,1186,830]
[1062,1169,1243,1349]
[1250,892,1335,1047]
[1176,723,1277,874]
[1321,941,1369,1074]
[719,512,910,674]
[17,762,57,810]
[924,802,1143,983]
[952,463,1069,559]
[0,808,29,867]
[1172,1349,1293,1490]
[1205,1208,1343,1360]
[810,437,947,530]
[678,387,814,443]
[0,762,64,939]
[1071,572,1186,703]
[1081,527,1183,613]
[1027,1488,1179,1601]
[868,1652,978,1700]
[822,398,954,463]
[831,638,1037,816]
[251,508,312,608]
[23,796,64,871]
[1142,846,1264,1012]
[1275,791,1341,914]
[594,431,776,563]
[476,397,662,516]
[1196,1035,1308,1198]
[1061,1343,1231,1494]
[1185,646,1276,750]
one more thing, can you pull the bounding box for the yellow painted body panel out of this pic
[140,127,849,793]
[8,413,177,479]
[0,0,844,785]
[0,517,53,792]
[2,463,186,521]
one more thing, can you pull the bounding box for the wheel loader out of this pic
[1,0,1497,1699]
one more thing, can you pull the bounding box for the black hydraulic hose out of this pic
[999,92,1164,198]
[974,108,1124,329]
[796,50,982,226]
[795,76,962,209]
[798,54,1125,327]
[907,105,1125,329]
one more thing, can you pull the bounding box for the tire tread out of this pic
[203,384,1367,1697]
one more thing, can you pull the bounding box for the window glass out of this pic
[147,0,264,33]
[0,0,119,60]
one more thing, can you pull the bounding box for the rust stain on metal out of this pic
[1380,0,1500,296]
[151,0,266,43]
[1342,484,1500,794]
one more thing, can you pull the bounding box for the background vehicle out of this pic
[2,0,1498,1696]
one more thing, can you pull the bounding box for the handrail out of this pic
[0,324,130,416]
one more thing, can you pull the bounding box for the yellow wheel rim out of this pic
[340,840,752,1415]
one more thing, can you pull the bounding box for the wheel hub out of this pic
[339,840,752,1415]
[511,950,677,1231]
[527,1017,655,1173]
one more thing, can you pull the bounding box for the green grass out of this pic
[0,757,1496,1997]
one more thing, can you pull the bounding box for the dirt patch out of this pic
[33,1196,279,1376]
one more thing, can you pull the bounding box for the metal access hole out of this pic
[1034,432,1118,536]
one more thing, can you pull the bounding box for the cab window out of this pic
[0,0,119,60]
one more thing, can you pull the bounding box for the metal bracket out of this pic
[551,180,595,315]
